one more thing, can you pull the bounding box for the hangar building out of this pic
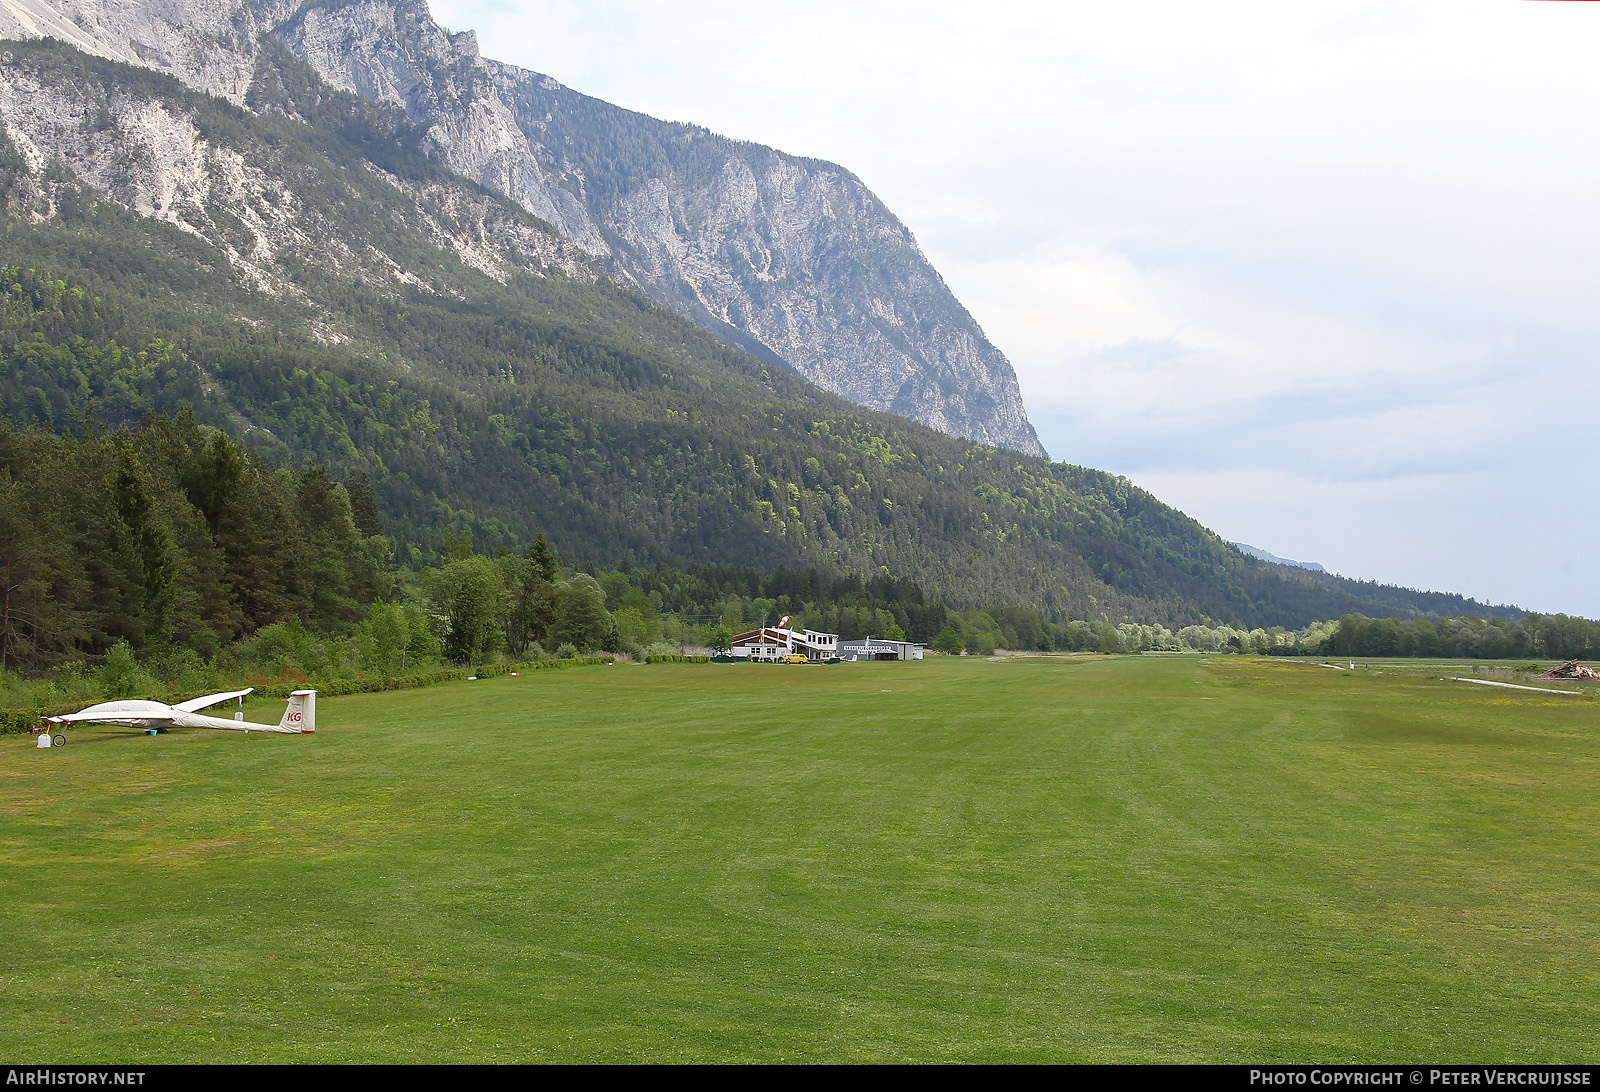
[838,637,924,661]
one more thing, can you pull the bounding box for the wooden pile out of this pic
[1533,659,1600,680]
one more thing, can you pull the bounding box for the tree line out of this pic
[1292,612,1599,662]
[2,408,1595,721]
[0,410,389,670]
[3,403,1595,680]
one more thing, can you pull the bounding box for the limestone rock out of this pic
[0,0,1047,455]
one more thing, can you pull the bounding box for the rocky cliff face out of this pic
[271,0,611,257]
[0,0,1046,455]
[0,40,594,313]
[0,0,290,100]
[480,57,1043,455]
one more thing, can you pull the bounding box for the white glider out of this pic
[41,688,316,735]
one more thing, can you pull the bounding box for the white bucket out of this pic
[36,732,51,749]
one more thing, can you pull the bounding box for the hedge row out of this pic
[0,656,619,734]
[0,709,54,735]
[642,654,712,664]
[244,656,617,700]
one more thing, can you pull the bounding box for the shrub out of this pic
[98,640,148,699]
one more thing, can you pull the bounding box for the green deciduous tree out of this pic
[553,574,612,653]
[427,555,506,664]
[362,600,408,674]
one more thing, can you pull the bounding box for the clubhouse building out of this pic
[727,627,925,662]
[729,626,839,661]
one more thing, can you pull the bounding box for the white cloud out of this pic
[434,0,1600,616]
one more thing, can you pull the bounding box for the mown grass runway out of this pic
[2,657,1597,1062]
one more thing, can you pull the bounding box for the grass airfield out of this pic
[2,656,1597,1063]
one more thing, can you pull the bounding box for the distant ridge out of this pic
[1229,542,1327,573]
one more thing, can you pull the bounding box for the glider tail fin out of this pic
[279,690,316,733]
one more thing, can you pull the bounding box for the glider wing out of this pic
[50,710,175,724]
[173,687,256,713]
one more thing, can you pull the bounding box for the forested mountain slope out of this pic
[0,40,1524,632]
[0,0,1044,455]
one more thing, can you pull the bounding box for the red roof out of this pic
[732,627,788,645]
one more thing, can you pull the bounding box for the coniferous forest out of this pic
[0,409,391,668]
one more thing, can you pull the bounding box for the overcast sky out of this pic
[433,0,1600,617]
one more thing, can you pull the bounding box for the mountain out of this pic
[0,0,1045,456]
[1229,542,1326,573]
[0,31,1531,636]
